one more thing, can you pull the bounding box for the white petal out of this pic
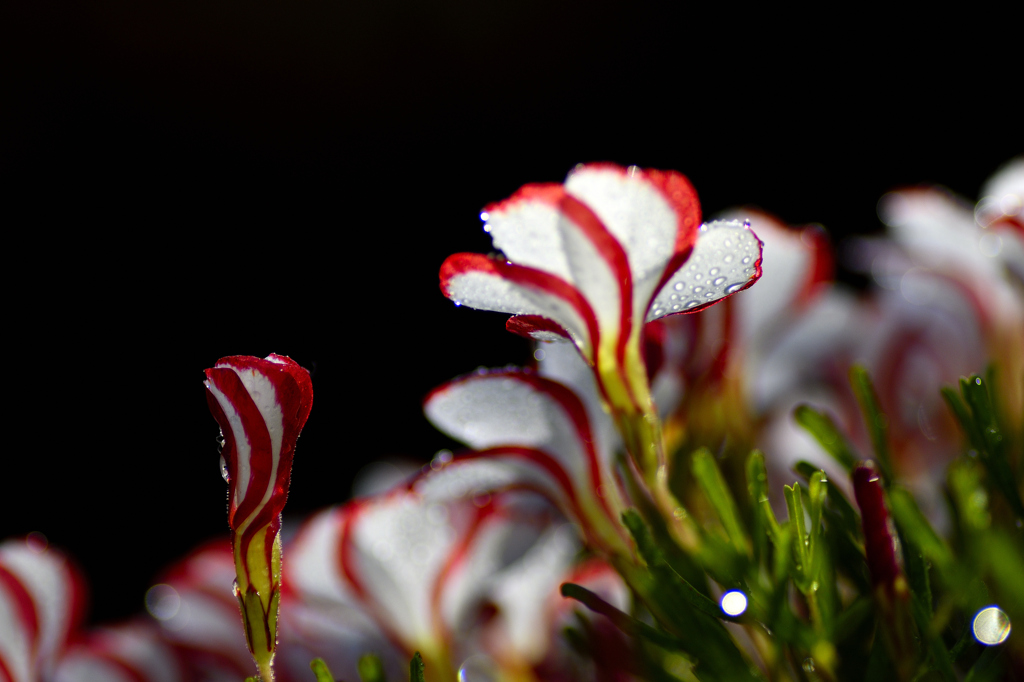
[443,268,593,354]
[0,541,76,677]
[414,455,572,515]
[487,523,580,661]
[347,494,465,645]
[536,341,620,473]
[648,220,762,321]
[424,374,594,493]
[717,211,815,343]
[0,578,33,682]
[565,165,679,294]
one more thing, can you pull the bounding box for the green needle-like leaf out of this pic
[794,461,861,541]
[692,448,750,558]
[941,387,985,452]
[620,510,726,622]
[357,653,387,682]
[310,658,335,682]
[561,582,687,651]
[620,510,761,681]
[793,405,859,472]
[748,450,782,563]
[408,653,425,682]
[850,365,894,483]
[959,375,1024,519]
[784,483,809,583]
[888,487,954,574]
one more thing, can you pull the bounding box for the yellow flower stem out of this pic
[233,520,282,682]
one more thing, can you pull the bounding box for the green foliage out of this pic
[408,653,425,682]
[309,658,335,682]
[358,654,387,682]
[597,366,1024,681]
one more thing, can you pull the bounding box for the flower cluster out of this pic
[3,158,1023,682]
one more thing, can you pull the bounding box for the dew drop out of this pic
[724,239,732,248]
[802,658,815,673]
[742,256,751,264]
[709,267,720,276]
[672,304,680,310]
[220,456,230,483]
[694,286,703,293]
[685,300,700,308]
[652,308,665,317]
[724,254,733,263]
[674,282,685,291]
[725,282,744,294]
[713,276,726,286]
[670,294,678,300]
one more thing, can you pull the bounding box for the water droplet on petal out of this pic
[685,300,700,308]
[220,456,230,483]
[726,281,744,293]
[713,276,726,286]
[709,267,720,276]
[674,282,685,291]
[742,256,751,264]
[652,308,665,317]
[694,286,703,293]
[724,254,733,263]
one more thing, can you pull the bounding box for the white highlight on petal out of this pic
[648,220,761,322]
[720,590,748,616]
[973,606,1011,645]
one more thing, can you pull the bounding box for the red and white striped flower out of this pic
[0,539,84,682]
[283,485,624,682]
[204,354,313,682]
[145,541,254,682]
[420,354,632,561]
[439,163,763,443]
[52,624,186,682]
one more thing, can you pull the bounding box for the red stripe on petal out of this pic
[506,315,571,341]
[440,253,601,353]
[0,655,12,682]
[0,564,39,654]
[642,168,703,256]
[204,367,275,542]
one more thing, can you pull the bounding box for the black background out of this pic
[3,2,1019,625]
